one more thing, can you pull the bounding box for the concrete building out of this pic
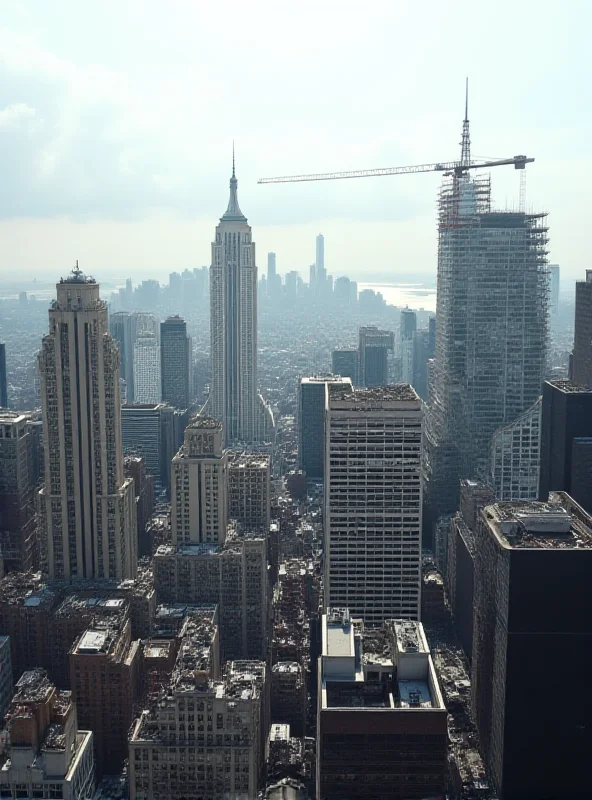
[171,417,227,546]
[0,343,7,407]
[572,269,592,386]
[538,379,592,513]
[316,610,447,800]
[38,266,137,581]
[298,376,351,481]
[324,385,422,624]
[331,348,358,385]
[490,396,541,500]
[124,456,155,556]
[472,494,592,799]
[129,607,265,800]
[133,330,160,404]
[424,123,548,529]
[228,451,271,531]
[208,160,273,444]
[70,615,142,777]
[109,311,159,403]
[0,411,38,574]
[399,309,416,385]
[270,662,306,737]
[0,669,95,800]
[160,316,192,410]
[154,527,268,662]
[358,326,394,388]
[0,636,12,719]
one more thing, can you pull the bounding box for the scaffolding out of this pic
[424,173,549,523]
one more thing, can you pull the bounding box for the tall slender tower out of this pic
[38,266,137,580]
[209,154,272,444]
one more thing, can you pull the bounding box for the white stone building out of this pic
[133,331,161,404]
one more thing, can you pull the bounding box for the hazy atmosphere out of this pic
[1,0,590,281]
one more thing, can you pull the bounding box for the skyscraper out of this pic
[324,385,422,624]
[572,269,592,387]
[38,266,137,580]
[208,157,273,444]
[538,379,592,512]
[267,252,276,286]
[110,311,158,402]
[298,375,351,481]
[160,315,191,410]
[331,348,358,385]
[315,233,326,290]
[548,263,560,317]
[490,397,541,500]
[133,330,160,404]
[400,308,416,384]
[472,494,592,798]
[358,326,394,388]
[0,343,7,407]
[424,107,548,527]
[171,417,228,545]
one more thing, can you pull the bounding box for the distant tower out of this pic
[0,344,6,407]
[133,330,161,404]
[548,264,560,317]
[315,234,326,289]
[267,252,276,284]
[208,154,273,444]
[160,316,191,410]
[572,270,592,387]
[38,265,137,580]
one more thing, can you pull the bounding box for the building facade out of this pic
[490,396,541,500]
[0,343,7,407]
[160,316,191,410]
[331,348,358,385]
[472,494,592,799]
[298,376,351,481]
[37,267,137,581]
[208,162,273,444]
[133,330,161,404]
[572,269,592,387]
[358,327,394,388]
[324,385,422,624]
[0,411,38,573]
[228,451,271,531]
[171,417,228,546]
[538,379,592,513]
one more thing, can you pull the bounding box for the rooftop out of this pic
[330,384,420,403]
[546,379,592,394]
[59,264,96,285]
[186,416,222,430]
[483,494,592,549]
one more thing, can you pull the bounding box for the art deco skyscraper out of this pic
[38,266,137,580]
[209,157,273,444]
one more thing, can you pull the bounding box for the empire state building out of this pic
[208,158,273,444]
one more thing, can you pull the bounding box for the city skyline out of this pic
[0,1,589,280]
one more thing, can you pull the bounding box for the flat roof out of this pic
[330,384,420,403]
[483,497,592,549]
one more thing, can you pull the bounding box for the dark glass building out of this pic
[160,316,191,410]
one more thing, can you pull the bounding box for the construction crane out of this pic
[258,81,532,211]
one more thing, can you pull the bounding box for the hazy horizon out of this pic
[1,0,591,281]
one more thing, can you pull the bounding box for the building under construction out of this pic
[424,167,549,530]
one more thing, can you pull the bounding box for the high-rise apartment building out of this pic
[324,385,422,624]
[133,330,160,404]
[331,348,358,385]
[171,417,228,546]
[0,343,7,407]
[298,376,352,481]
[208,161,273,444]
[0,669,95,800]
[160,316,192,410]
[316,610,447,800]
[228,451,271,531]
[572,269,592,386]
[490,396,541,500]
[358,326,394,388]
[0,411,38,573]
[472,494,592,799]
[538,379,592,512]
[424,162,548,526]
[38,267,137,581]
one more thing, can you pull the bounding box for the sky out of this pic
[0,0,590,284]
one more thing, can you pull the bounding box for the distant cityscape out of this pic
[0,98,590,800]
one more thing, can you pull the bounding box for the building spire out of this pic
[221,143,247,222]
[460,77,471,167]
